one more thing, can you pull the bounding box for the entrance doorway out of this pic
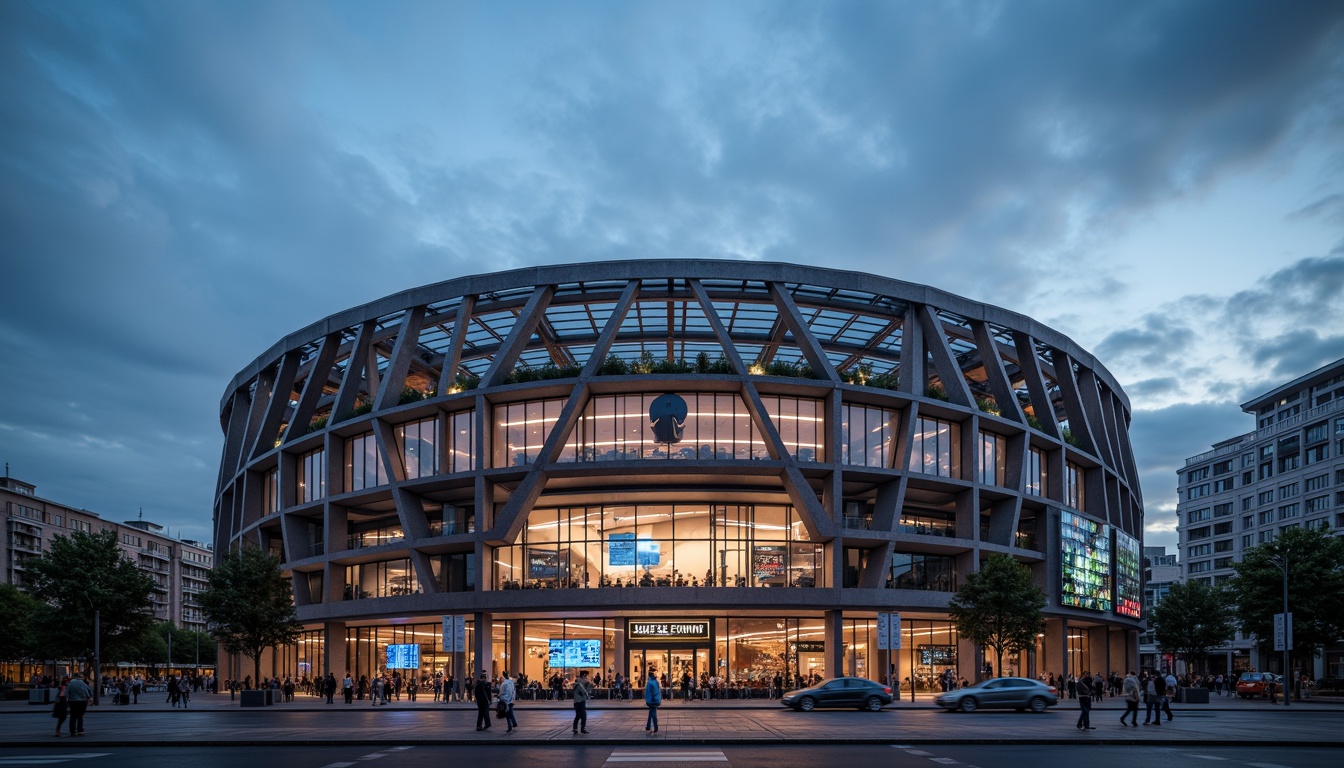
[630,647,709,687]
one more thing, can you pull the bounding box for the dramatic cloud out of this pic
[2,0,1342,550]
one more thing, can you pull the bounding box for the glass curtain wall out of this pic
[1065,461,1084,509]
[899,620,960,693]
[397,417,438,479]
[493,504,824,590]
[344,558,421,599]
[345,433,387,491]
[841,405,899,467]
[888,552,958,591]
[977,432,1006,486]
[521,619,620,690]
[298,448,326,503]
[347,622,474,691]
[908,417,960,478]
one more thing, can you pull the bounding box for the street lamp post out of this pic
[92,609,100,707]
[1280,554,1290,707]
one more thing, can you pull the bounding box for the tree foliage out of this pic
[0,583,40,661]
[126,621,218,670]
[1149,579,1234,672]
[199,546,301,684]
[24,530,155,663]
[947,554,1046,677]
[1229,527,1344,662]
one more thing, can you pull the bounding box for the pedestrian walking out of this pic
[644,669,662,733]
[343,673,354,704]
[474,672,493,731]
[572,670,593,734]
[499,671,518,733]
[51,677,69,737]
[324,672,337,704]
[1162,671,1177,721]
[1119,671,1140,727]
[64,673,92,737]
[178,674,191,708]
[1143,674,1165,726]
[1076,674,1095,730]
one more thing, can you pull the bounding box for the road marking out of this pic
[904,750,933,756]
[928,759,959,765]
[319,764,356,768]
[1186,757,1229,761]
[606,751,728,763]
[358,755,388,761]
[0,757,111,766]
[1247,764,1292,768]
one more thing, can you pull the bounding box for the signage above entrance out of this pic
[628,620,711,641]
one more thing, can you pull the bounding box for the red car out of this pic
[1236,672,1281,699]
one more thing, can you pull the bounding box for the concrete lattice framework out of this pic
[214,260,1144,677]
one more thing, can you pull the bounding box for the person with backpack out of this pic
[1120,671,1140,727]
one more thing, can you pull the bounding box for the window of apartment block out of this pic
[1305,495,1330,514]
[1259,462,1273,480]
[1188,483,1210,500]
[1277,503,1299,520]
[976,431,1007,486]
[1306,473,1329,492]
[1242,515,1254,530]
[1242,453,1255,468]
[1305,421,1329,443]
[1258,490,1275,505]
[1304,445,1328,464]
[1213,521,1233,535]
[1188,543,1212,558]
[1213,477,1233,493]
[1213,502,1233,517]
[1242,497,1252,511]
[1189,526,1211,540]
[1213,539,1233,552]
[1242,534,1254,548]
[1242,471,1254,485]
[1187,467,1209,483]
[1278,483,1299,499]
[1213,459,1234,475]
[1258,510,1273,525]
[1187,507,1211,523]
[1279,455,1300,473]
[1188,560,1212,574]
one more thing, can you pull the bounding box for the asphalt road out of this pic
[0,745,1340,768]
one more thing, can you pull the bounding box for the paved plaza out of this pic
[2,691,1341,747]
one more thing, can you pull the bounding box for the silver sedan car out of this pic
[934,677,1059,713]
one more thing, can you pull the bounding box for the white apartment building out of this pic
[1175,358,1344,679]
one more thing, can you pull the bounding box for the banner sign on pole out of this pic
[877,612,901,650]
[443,615,467,653]
[1273,612,1293,652]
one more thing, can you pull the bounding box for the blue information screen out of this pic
[385,643,420,670]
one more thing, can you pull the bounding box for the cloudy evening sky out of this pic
[2,0,1343,552]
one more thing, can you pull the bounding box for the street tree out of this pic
[1229,526,1344,675]
[1149,579,1234,674]
[25,530,155,668]
[0,583,40,662]
[948,553,1046,678]
[200,546,301,686]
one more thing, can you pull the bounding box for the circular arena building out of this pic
[213,260,1144,696]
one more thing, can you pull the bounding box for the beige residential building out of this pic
[1,474,212,632]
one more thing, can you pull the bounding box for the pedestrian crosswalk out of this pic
[605,750,729,764]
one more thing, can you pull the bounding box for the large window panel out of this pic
[842,404,898,468]
[298,448,326,503]
[397,417,439,480]
[908,417,960,478]
[345,432,387,491]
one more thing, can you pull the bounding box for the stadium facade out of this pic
[213,261,1144,691]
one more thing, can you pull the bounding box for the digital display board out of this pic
[548,639,602,668]
[608,534,661,567]
[1060,510,1112,611]
[385,643,420,670]
[1114,529,1142,618]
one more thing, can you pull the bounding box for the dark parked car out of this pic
[781,677,894,711]
[934,677,1058,713]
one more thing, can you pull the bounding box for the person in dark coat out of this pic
[473,673,493,731]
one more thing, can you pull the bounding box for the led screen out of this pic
[1060,510,1112,611]
[385,643,420,670]
[548,638,602,668]
[636,538,660,566]
[1114,529,1142,618]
